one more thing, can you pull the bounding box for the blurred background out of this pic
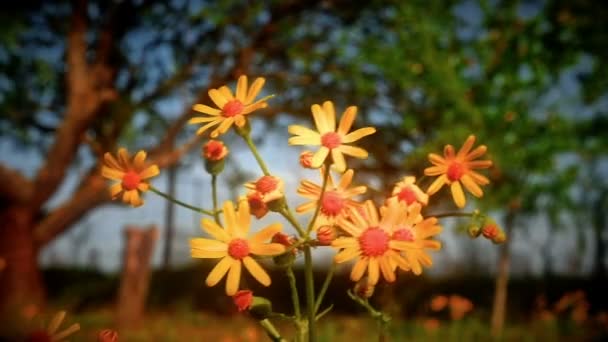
[0,0,606,340]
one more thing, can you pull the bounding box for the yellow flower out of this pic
[190,200,286,295]
[296,168,366,230]
[389,176,429,206]
[101,148,160,207]
[189,75,269,138]
[424,135,493,208]
[288,101,376,172]
[331,200,412,286]
[385,201,442,275]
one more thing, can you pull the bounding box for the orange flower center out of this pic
[247,192,268,219]
[393,227,415,242]
[397,188,417,205]
[204,140,226,161]
[256,176,278,194]
[320,190,345,216]
[122,171,141,191]
[228,239,250,260]
[222,100,244,117]
[447,162,466,181]
[359,227,390,257]
[482,224,498,239]
[321,132,342,149]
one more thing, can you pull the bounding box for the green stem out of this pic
[314,262,336,313]
[286,266,301,319]
[347,290,391,341]
[306,163,331,235]
[431,211,476,219]
[304,246,317,342]
[259,318,286,342]
[149,186,214,216]
[211,175,222,225]
[240,131,271,176]
[280,207,306,237]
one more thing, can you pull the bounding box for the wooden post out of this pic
[116,225,158,329]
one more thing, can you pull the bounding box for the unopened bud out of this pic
[272,233,296,267]
[233,290,253,312]
[299,151,315,168]
[481,219,506,244]
[317,225,336,245]
[354,277,375,299]
[249,296,273,320]
[467,224,481,238]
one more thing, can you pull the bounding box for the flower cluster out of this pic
[99,74,499,340]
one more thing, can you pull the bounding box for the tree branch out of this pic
[0,163,33,204]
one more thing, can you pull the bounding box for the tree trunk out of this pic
[0,206,45,325]
[116,226,158,329]
[162,165,177,270]
[490,209,515,336]
[592,190,607,281]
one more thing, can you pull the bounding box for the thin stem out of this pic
[211,175,222,225]
[287,266,301,319]
[306,164,331,235]
[259,318,286,342]
[240,131,271,176]
[150,186,214,216]
[347,290,391,342]
[314,262,336,313]
[303,246,317,342]
[431,211,476,219]
[280,207,306,237]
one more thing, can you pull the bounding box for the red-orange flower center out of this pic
[447,162,466,181]
[393,227,415,242]
[397,188,418,205]
[204,140,226,161]
[482,225,498,239]
[122,171,141,190]
[359,227,390,257]
[228,239,250,260]
[320,190,345,216]
[233,290,253,312]
[256,176,278,194]
[222,100,244,117]
[321,132,342,149]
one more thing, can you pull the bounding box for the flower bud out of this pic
[317,225,336,245]
[299,151,315,168]
[467,224,481,238]
[249,296,273,320]
[481,219,507,244]
[97,329,118,342]
[354,277,375,299]
[233,290,253,312]
[203,140,228,175]
[271,232,296,267]
[247,192,269,219]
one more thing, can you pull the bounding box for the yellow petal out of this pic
[350,258,368,281]
[322,101,336,131]
[205,256,232,286]
[47,311,66,335]
[201,218,231,242]
[336,217,361,237]
[250,223,282,244]
[444,145,455,159]
[296,200,317,213]
[457,135,476,159]
[428,153,446,166]
[390,252,410,271]
[243,256,271,286]
[190,238,228,252]
[234,114,246,127]
[469,170,490,185]
[342,127,375,143]
[215,117,234,136]
[337,106,357,135]
[101,166,125,181]
[405,251,422,275]
[109,183,122,198]
[367,257,379,285]
[225,259,241,295]
[379,257,395,283]
[249,242,285,256]
[450,182,466,208]
[245,77,265,104]
[331,149,346,173]
[133,151,146,170]
[218,85,234,101]
[465,145,487,161]
[236,75,248,102]
[288,135,321,146]
[118,148,131,167]
[334,247,360,263]
[311,147,329,168]
[193,104,222,115]
[209,89,228,108]
[337,145,368,159]
[223,201,238,237]
[237,200,250,237]
[288,125,320,138]
[129,191,143,207]
[424,165,445,176]
[311,104,330,133]
[467,160,493,169]
[461,174,483,197]
[196,119,222,136]
[331,237,358,249]
[338,169,354,189]
[104,152,122,170]
[139,165,159,179]
[427,175,447,195]
[191,249,227,259]
[137,182,149,192]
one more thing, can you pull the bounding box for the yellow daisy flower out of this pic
[101,148,160,207]
[296,168,366,230]
[384,201,442,275]
[331,201,413,286]
[424,135,493,208]
[288,101,376,172]
[189,75,269,138]
[190,200,286,295]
